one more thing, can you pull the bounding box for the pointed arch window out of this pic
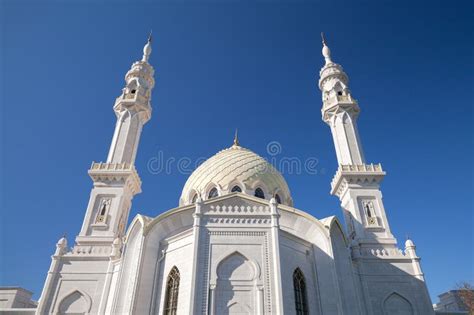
[208,188,218,199]
[164,266,180,315]
[231,185,242,193]
[293,268,309,315]
[254,187,265,199]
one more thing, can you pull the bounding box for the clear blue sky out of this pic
[1,0,472,302]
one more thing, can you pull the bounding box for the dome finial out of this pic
[233,129,240,147]
[321,32,332,65]
[148,30,153,43]
[142,31,153,62]
[321,32,327,46]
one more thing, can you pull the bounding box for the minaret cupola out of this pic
[318,33,359,125]
[113,33,155,127]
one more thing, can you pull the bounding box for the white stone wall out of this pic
[38,258,109,314]
[155,231,195,315]
[358,259,434,314]
[279,233,322,315]
[35,195,435,315]
[0,288,36,309]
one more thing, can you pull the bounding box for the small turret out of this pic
[404,237,425,281]
[405,238,416,249]
[110,237,123,259]
[54,236,68,256]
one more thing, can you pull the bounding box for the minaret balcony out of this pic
[114,93,150,108]
[113,94,152,122]
[330,163,385,197]
[88,162,142,195]
[322,95,360,122]
[323,94,357,109]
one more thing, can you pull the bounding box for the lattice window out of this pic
[164,266,180,315]
[293,268,309,315]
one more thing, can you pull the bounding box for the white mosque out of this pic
[32,35,434,314]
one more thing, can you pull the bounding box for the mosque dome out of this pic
[179,140,292,207]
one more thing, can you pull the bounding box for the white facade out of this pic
[33,36,435,315]
[0,287,37,309]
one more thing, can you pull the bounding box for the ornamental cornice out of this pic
[205,204,271,216]
[125,61,155,87]
[88,162,142,195]
[330,163,385,197]
[352,246,409,261]
[206,217,271,225]
[318,63,348,90]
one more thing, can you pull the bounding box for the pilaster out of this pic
[189,197,203,314]
[269,198,284,314]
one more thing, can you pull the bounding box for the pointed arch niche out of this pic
[210,251,263,315]
[383,292,414,315]
[57,289,92,315]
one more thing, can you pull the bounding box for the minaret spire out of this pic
[318,36,396,248]
[36,38,157,313]
[107,34,155,165]
[318,35,361,165]
[77,35,156,244]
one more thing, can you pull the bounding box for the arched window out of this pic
[164,266,180,315]
[254,187,265,199]
[293,268,309,315]
[231,185,242,193]
[275,194,282,204]
[208,187,218,199]
[191,194,198,204]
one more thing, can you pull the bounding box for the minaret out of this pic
[75,35,155,246]
[318,34,396,248]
